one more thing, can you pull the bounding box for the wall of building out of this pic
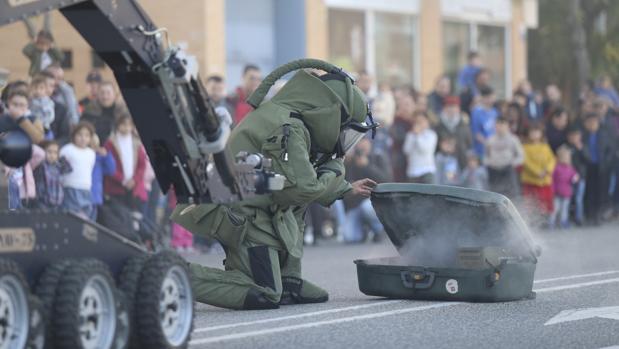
[0,0,534,99]
[0,0,225,96]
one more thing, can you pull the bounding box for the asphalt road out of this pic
[185,222,619,349]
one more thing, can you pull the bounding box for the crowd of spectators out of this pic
[2,31,618,251]
[335,51,619,244]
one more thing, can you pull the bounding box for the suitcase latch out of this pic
[400,270,436,290]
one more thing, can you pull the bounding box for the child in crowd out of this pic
[33,140,71,209]
[60,121,96,217]
[403,111,437,184]
[435,135,460,186]
[90,134,115,220]
[29,76,55,139]
[470,86,498,158]
[566,126,589,225]
[104,115,148,209]
[2,91,45,209]
[459,151,488,190]
[550,145,579,229]
[521,123,556,218]
[484,117,524,198]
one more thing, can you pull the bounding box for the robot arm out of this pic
[0,0,283,204]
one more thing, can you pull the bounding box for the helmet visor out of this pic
[337,105,379,155]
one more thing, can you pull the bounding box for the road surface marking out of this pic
[193,270,619,333]
[190,302,460,345]
[533,270,619,284]
[535,277,619,293]
[190,275,619,345]
[194,300,403,333]
[545,305,619,325]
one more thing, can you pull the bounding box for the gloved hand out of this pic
[348,178,377,198]
[214,106,233,129]
[316,158,345,178]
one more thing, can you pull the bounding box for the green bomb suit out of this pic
[171,69,369,310]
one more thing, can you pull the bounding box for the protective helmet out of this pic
[320,72,377,158]
[247,59,378,160]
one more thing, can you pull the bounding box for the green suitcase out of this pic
[354,183,540,302]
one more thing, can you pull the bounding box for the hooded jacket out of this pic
[173,70,353,257]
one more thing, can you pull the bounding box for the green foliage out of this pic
[528,0,619,100]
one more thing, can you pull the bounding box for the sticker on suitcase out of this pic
[445,279,459,294]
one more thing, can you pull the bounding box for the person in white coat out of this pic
[403,110,438,184]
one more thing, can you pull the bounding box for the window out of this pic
[328,8,418,86]
[477,24,506,97]
[442,21,507,97]
[60,49,72,69]
[328,9,366,73]
[374,12,416,86]
[442,21,470,89]
[91,50,105,69]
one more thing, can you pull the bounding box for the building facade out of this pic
[0,0,537,97]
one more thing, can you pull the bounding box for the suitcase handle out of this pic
[400,270,435,290]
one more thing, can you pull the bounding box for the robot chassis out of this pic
[0,0,284,348]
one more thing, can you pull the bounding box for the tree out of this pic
[528,0,619,108]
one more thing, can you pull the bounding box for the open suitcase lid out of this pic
[371,183,540,263]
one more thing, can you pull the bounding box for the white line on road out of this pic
[194,300,403,333]
[533,270,619,284]
[190,302,461,345]
[535,277,619,293]
[190,275,619,346]
[193,269,619,334]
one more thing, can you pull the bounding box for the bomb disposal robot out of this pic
[0,1,284,348]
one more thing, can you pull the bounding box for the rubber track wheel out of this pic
[118,255,149,349]
[112,290,130,349]
[135,251,194,349]
[52,259,116,349]
[0,259,31,349]
[35,260,73,318]
[26,295,46,349]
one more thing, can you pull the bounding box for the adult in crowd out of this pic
[81,81,130,143]
[581,113,615,224]
[355,70,373,100]
[22,30,64,77]
[434,95,471,168]
[458,51,482,92]
[205,75,228,110]
[46,64,80,125]
[428,75,451,116]
[37,71,71,144]
[340,138,387,243]
[594,75,619,108]
[372,82,396,128]
[460,68,491,115]
[545,107,569,153]
[79,70,102,111]
[390,93,416,182]
[227,64,262,124]
[515,80,544,122]
[543,84,563,117]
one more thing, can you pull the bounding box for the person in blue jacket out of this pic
[470,86,498,159]
[90,134,115,220]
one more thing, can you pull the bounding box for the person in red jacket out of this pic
[226,64,262,125]
[103,114,147,209]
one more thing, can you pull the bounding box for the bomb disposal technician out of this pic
[171,62,378,310]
